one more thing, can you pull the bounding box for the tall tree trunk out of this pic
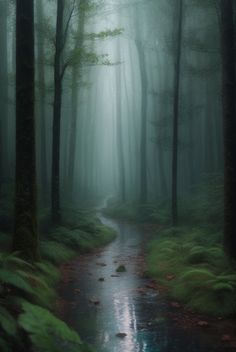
[0,1,9,190]
[36,0,48,202]
[136,41,148,204]
[116,39,126,203]
[51,0,64,223]
[13,0,39,261]
[220,0,236,259]
[171,0,183,226]
[67,2,85,196]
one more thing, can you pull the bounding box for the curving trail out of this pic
[59,214,222,352]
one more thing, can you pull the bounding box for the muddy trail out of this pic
[59,214,232,352]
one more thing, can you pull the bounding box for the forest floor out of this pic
[135,221,236,351]
[57,213,236,352]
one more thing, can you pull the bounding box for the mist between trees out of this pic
[0,0,235,259]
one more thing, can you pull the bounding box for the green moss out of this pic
[146,226,236,317]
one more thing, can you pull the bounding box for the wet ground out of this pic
[59,214,232,352]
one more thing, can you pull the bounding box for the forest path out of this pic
[59,214,222,352]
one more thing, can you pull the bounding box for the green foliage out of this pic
[46,209,116,254]
[104,201,170,224]
[35,261,60,286]
[182,174,224,230]
[147,226,236,316]
[0,251,93,352]
[104,202,139,222]
[173,269,236,316]
[0,306,17,336]
[0,210,114,351]
[40,241,75,264]
[19,302,83,352]
[0,269,35,295]
[85,28,124,40]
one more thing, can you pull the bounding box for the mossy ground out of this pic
[146,226,236,317]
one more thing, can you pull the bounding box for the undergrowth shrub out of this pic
[0,251,93,351]
[147,227,236,317]
[0,209,115,351]
[19,302,93,352]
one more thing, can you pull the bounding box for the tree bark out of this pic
[116,39,126,203]
[13,0,39,261]
[67,1,85,197]
[36,0,48,202]
[220,0,236,259]
[0,1,9,191]
[51,0,64,223]
[136,40,148,204]
[171,0,183,226]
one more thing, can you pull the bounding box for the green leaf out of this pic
[0,269,34,294]
[0,306,17,336]
[19,302,82,352]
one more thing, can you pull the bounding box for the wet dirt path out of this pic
[59,214,228,352]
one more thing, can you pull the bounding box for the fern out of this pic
[0,252,34,270]
[19,302,83,352]
[0,306,17,336]
[40,241,75,264]
[35,261,60,285]
[0,269,34,295]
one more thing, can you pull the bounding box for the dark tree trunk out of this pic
[0,1,9,191]
[136,41,148,204]
[51,0,64,224]
[220,0,236,259]
[171,0,183,226]
[36,0,48,202]
[67,2,85,196]
[116,39,126,203]
[13,0,39,261]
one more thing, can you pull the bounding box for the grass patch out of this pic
[147,227,236,317]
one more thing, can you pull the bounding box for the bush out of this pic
[147,226,236,317]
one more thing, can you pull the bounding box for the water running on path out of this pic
[60,214,222,352]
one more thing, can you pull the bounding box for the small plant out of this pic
[116,265,126,272]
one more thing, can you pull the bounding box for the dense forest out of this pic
[0,0,235,351]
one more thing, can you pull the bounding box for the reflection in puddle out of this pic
[60,215,222,352]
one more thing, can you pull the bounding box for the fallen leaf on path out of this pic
[96,262,107,266]
[146,282,157,290]
[170,302,181,308]
[197,321,209,327]
[135,287,147,295]
[98,278,105,282]
[111,274,120,277]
